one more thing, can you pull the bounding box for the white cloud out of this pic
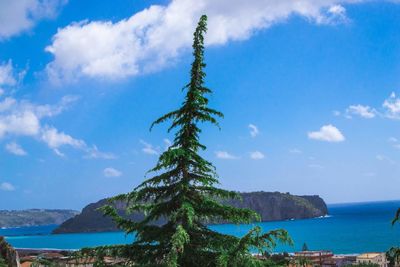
[250,151,265,160]
[308,164,324,169]
[346,104,376,119]
[289,148,302,154]
[103,167,122,177]
[326,4,348,23]
[140,140,159,155]
[215,151,238,160]
[388,137,398,143]
[0,182,15,191]
[383,92,400,119]
[0,0,66,40]
[163,138,172,150]
[0,61,17,86]
[45,0,363,82]
[84,145,116,159]
[376,154,395,164]
[5,142,27,156]
[333,110,341,116]
[40,126,85,154]
[308,124,345,142]
[248,124,259,138]
[0,95,112,158]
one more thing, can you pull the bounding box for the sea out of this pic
[2,200,400,254]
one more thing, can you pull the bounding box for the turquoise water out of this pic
[3,201,400,254]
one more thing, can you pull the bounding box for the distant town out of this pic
[13,248,395,267]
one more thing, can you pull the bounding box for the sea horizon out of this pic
[2,200,400,254]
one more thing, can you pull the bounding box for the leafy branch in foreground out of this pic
[84,15,292,267]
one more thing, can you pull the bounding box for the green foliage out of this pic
[88,15,292,267]
[387,247,400,267]
[262,252,290,267]
[0,256,7,267]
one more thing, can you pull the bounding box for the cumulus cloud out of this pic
[0,96,76,139]
[383,92,400,119]
[0,182,15,191]
[5,142,27,156]
[250,151,265,160]
[103,167,122,177]
[141,140,159,155]
[0,96,112,158]
[0,0,67,40]
[248,124,259,138]
[45,0,362,82]
[215,151,238,160]
[308,124,345,142]
[346,104,376,119]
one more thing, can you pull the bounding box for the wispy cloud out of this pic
[308,164,324,169]
[215,151,238,160]
[5,142,27,156]
[346,105,376,119]
[249,151,265,160]
[163,138,172,150]
[308,124,345,142]
[248,124,259,138]
[376,154,395,165]
[289,148,302,154]
[140,140,159,155]
[0,182,15,191]
[103,167,122,177]
[383,92,400,119]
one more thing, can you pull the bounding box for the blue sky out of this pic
[0,0,400,210]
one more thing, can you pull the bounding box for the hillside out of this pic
[0,209,79,228]
[53,192,328,234]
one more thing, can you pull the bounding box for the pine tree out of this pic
[302,243,309,251]
[96,15,292,267]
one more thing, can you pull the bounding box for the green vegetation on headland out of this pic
[0,209,79,228]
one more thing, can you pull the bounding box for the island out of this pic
[0,209,79,228]
[53,191,328,234]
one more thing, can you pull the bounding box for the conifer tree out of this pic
[97,15,292,267]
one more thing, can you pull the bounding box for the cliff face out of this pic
[0,209,79,228]
[53,192,328,234]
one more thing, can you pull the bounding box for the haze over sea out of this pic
[2,200,400,254]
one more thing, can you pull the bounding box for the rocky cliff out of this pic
[53,192,328,234]
[0,209,79,228]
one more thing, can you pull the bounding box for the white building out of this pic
[356,253,389,267]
